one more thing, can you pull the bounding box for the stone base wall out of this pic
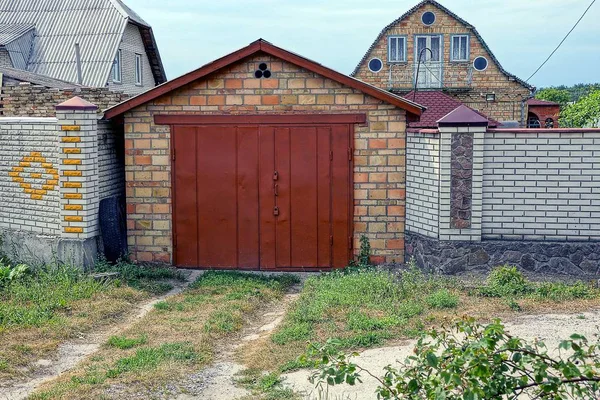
[406,231,600,276]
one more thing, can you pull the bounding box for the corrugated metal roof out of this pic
[0,65,84,89]
[0,23,34,45]
[0,0,165,87]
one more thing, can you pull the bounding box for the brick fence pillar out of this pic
[55,96,99,267]
[437,106,487,242]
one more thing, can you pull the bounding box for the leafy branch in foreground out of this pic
[305,318,600,399]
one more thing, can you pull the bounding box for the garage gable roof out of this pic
[104,39,424,119]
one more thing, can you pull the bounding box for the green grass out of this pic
[106,342,197,378]
[479,265,598,301]
[426,289,459,309]
[0,264,108,329]
[271,268,450,353]
[236,369,300,400]
[94,259,185,295]
[107,335,147,350]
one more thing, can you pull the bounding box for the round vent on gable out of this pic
[473,56,489,71]
[368,58,383,73]
[422,11,436,26]
[255,62,272,78]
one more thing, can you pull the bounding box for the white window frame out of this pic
[135,53,143,86]
[112,49,122,83]
[388,36,407,63]
[450,35,469,62]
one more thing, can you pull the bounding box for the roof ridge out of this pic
[104,39,426,119]
[351,0,534,91]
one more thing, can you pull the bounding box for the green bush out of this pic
[479,266,532,298]
[425,289,459,309]
[309,318,600,399]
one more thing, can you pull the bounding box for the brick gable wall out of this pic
[124,53,408,265]
[353,2,531,123]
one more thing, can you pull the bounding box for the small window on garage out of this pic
[112,49,122,83]
[135,53,143,86]
[388,36,406,62]
[451,35,469,61]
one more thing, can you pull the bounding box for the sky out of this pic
[127,0,600,89]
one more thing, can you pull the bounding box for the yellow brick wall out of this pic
[353,2,532,123]
[124,53,409,265]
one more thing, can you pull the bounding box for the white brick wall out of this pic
[108,23,157,95]
[439,126,485,241]
[406,131,440,238]
[98,120,125,200]
[483,131,600,240]
[0,118,60,235]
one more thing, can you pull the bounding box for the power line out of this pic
[526,0,596,82]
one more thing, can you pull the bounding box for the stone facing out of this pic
[406,231,600,276]
[124,53,408,264]
[450,132,473,229]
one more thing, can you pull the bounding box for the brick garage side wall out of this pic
[353,2,531,123]
[0,117,61,258]
[483,129,600,241]
[123,54,407,264]
[98,120,125,200]
[0,84,129,117]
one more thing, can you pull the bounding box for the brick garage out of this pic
[104,40,423,269]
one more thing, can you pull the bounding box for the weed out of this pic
[397,300,425,318]
[507,299,522,312]
[236,369,300,400]
[106,342,197,378]
[426,289,459,309]
[272,322,313,344]
[479,266,532,298]
[577,315,586,319]
[153,301,171,311]
[94,258,183,294]
[107,335,147,350]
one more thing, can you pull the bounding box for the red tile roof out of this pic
[527,98,559,106]
[403,90,499,128]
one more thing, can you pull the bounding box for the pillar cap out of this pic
[437,105,489,127]
[56,96,98,111]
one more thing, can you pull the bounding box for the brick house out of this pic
[104,39,424,269]
[526,98,561,128]
[0,0,166,94]
[352,0,535,126]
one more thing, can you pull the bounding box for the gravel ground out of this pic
[283,309,600,400]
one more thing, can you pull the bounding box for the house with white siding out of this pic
[0,0,166,95]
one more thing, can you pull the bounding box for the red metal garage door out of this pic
[171,118,354,271]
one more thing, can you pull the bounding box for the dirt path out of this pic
[174,289,300,400]
[1,270,202,400]
[283,309,600,400]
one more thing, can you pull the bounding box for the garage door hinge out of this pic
[330,236,333,246]
[330,150,333,161]
[349,236,353,249]
[171,149,176,162]
[348,147,353,161]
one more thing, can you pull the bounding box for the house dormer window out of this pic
[388,36,407,62]
[451,35,469,61]
[112,49,122,83]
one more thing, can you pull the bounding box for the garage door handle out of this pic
[273,206,280,216]
[274,184,278,196]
